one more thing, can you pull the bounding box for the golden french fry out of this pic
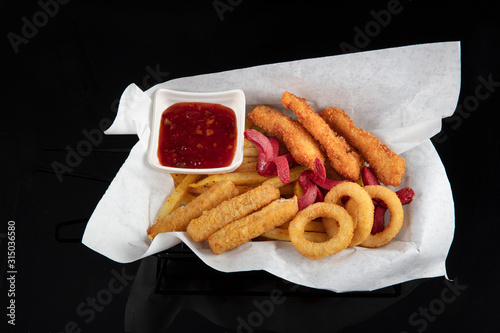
[280,220,325,232]
[245,118,254,130]
[244,147,259,157]
[170,173,187,183]
[261,228,291,241]
[190,184,256,195]
[242,156,258,164]
[156,174,202,223]
[244,139,255,148]
[235,161,257,172]
[355,178,364,186]
[181,193,196,205]
[262,166,307,188]
[236,185,256,194]
[293,180,304,199]
[148,180,240,239]
[189,171,269,188]
[261,228,329,243]
[306,221,326,232]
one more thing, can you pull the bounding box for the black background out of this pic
[1,0,500,332]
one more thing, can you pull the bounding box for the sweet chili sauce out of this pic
[158,102,237,169]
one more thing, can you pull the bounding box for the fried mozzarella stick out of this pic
[147,180,239,240]
[321,107,406,186]
[187,183,280,242]
[208,196,299,254]
[247,105,326,172]
[281,91,363,181]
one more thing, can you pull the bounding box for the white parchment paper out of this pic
[83,42,460,292]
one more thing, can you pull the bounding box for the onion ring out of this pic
[288,202,354,259]
[360,185,404,248]
[323,182,374,246]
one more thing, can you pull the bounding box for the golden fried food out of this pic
[147,180,239,240]
[155,174,202,223]
[288,202,354,260]
[208,196,299,254]
[262,166,308,188]
[261,228,329,243]
[281,91,363,181]
[360,185,404,248]
[280,220,325,232]
[186,183,280,242]
[247,105,326,172]
[323,182,374,247]
[320,107,406,186]
[189,171,269,188]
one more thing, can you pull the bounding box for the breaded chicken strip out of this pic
[186,183,280,242]
[281,91,363,181]
[147,180,239,240]
[247,105,326,173]
[208,196,298,254]
[321,107,405,186]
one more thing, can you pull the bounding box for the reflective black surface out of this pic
[1,1,500,332]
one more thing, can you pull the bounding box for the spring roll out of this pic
[186,183,280,242]
[147,180,239,240]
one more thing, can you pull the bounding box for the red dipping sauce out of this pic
[157,102,237,169]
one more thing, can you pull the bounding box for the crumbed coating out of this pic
[147,180,239,239]
[281,91,363,181]
[186,183,280,241]
[208,197,298,254]
[321,107,405,186]
[247,105,326,172]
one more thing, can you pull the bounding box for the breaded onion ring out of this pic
[360,185,404,248]
[323,182,374,247]
[289,202,354,260]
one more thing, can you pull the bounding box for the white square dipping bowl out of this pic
[148,88,246,174]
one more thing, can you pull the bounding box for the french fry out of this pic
[245,118,254,130]
[189,171,269,188]
[170,173,187,183]
[244,138,255,148]
[261,228,329,243]
[244,147,259,157]
[235,161,258,172]
[181,193,196,205]
[293,180,304,199]
[262,166,307,188]
[148,180,240,239]
[280,220,325,232]
[156,174,202,223]
[236,185,256,194]
[189,184,256,195]
[242,156,258,164]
